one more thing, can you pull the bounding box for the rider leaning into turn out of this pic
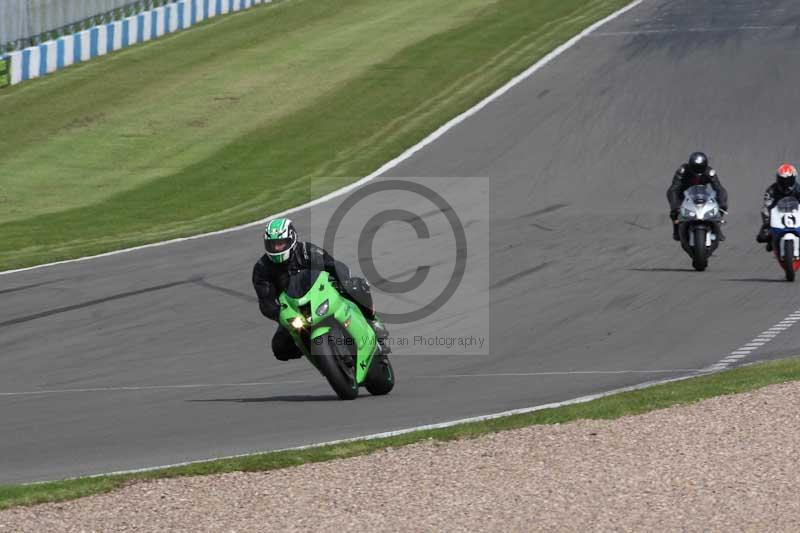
[667,151,729,242]
[757,164,800,251]
[252,217,389,361]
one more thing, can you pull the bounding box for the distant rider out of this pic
[667,152,729,241]
[252,217,389,361]
[756,164,800,251]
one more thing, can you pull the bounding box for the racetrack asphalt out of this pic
[3,0,800,484]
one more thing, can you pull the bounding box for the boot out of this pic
[369,317,391,356]
[672,223,680,242]
[716,223,726,242]
[757,226,773,251]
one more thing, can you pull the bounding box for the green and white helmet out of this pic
[264,217,297,264]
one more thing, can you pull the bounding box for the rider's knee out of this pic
[272,329,302,361]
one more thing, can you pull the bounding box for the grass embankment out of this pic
[2,357,800,510]
[0,0,630,270]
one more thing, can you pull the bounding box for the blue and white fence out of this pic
[3,0,269,86]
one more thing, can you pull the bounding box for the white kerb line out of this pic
[704,308,800,371]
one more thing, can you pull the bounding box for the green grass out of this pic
[0,0,630,270]
[3,357,800,510]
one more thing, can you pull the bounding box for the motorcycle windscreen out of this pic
[285,269,326,299]
[777,197,800,213]
[684,185,713,204]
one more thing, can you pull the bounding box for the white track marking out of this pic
[592,25,793,37]
[31,369,702,484]
[704,307,800,372]
[0,369,697,397]
[418,370,701,378]
[0,0,645,278]
[0,380,310,397]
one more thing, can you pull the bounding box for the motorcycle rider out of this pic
[252,217,390,361]
[756,164,800,251]
[667,152,729,241]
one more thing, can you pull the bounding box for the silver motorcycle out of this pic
[676,184,724,271]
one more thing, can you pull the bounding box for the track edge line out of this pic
[33,366,700,485]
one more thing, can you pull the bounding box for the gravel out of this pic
[3,381,800,532]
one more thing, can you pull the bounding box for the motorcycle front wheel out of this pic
[692,226,708,272]
[783,240,795,282]
[311,329,359,400]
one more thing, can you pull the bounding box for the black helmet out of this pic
[688,152,709,176]
[777,164,798,193]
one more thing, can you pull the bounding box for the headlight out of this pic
[696,206,719,220]
[681,208,696,218]
[316,299,330,316]
[291,316,305,330]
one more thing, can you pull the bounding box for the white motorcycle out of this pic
[676,184,724,271]
[769,196,800,282]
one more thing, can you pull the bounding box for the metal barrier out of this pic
[1,0,179,54]
[3,0,269,86]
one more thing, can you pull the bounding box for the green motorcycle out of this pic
[278,269,395,400]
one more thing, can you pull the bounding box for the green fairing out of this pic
[278,270,377,384]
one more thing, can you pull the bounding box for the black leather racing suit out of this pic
[667,164,729,214]
[252,242,376,361]
[667,164,728,239]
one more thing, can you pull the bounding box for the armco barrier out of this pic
[3,0,269,86]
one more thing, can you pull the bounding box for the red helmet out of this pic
[777,164,798,191]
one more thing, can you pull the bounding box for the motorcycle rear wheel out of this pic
[364,351,395,396]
